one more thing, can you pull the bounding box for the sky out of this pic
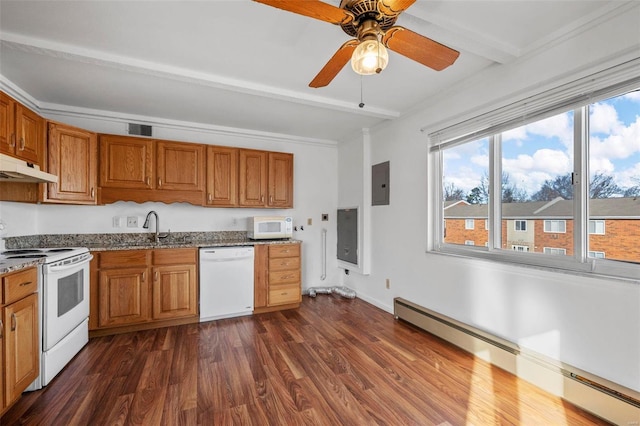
[443,88,640,199]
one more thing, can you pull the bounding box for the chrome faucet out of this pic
[143,210,169,243]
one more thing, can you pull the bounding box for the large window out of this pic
[431,72,640,280]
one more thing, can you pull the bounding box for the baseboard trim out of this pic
[394,297,640,425]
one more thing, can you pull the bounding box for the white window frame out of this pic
[428,62,640,282]
[465,219,475,230]
[544,247,567,256]
[589,251,606,259]
[589,220,605,235]
[465,240,475,246]
[514,220,527,232]
[544,220,566,233]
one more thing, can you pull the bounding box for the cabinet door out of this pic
[4,293,39,407]
[239,149,267,207]
[0,309,5,413]
[156,141,204,191]
[15,103,43,165]
[268,152,293,208]
[206,145,238,206]
[0,92,15,157]
[98,268,150,327]
[99,135,154,189]
[253,245,268,309]
[45,122,98,204]
[151,264,197,320]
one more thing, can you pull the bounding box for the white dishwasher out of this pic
[199,246,255,322]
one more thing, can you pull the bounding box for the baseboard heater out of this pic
[393,297,640,425]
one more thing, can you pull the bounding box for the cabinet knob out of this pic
[270,195,273,204]
[146,177,151,186]
[208,193,212,202]
[19,137,25,151]
[154,271,159,281]
[91,188,95,199]
[158,178,162,187]
[19,281,32,287]
[9,133,15,148]
[0,319,3,338]
[11,313,16,331]
[142,271,146,282]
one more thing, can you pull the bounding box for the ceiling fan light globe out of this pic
[351,39,389,75]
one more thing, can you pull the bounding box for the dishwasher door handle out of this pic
[200,256,254,262]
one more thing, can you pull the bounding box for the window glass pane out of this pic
[501,111,574,256]
[442,138,489,247]
[588,89,640,264]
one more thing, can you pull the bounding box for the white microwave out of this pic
[248,216,293,240]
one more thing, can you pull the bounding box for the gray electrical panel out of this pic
[337,208,358,265]
[372,161,390,206]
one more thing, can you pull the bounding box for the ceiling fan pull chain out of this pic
[359,75,365,108]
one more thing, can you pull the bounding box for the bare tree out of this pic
[443,182,465,201]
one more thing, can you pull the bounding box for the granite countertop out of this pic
[1,231,300,274]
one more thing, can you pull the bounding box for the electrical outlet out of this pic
[307,218,312,226]
[386,278,390,289]
[112,216,122,228]
[127,216,138,228]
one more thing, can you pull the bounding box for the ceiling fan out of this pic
[253,0,460,88]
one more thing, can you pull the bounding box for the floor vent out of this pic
[393,297,640,424]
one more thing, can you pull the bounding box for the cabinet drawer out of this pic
[269,269,300,285]
[3,267,38,304]
[98,250,149,268]
[268,256,300,271]
[268,244,300,259]
[152,248,197,265]
[268,284,301,306]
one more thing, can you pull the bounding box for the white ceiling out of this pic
[0,0,629,142]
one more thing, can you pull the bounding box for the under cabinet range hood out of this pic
[0,153,58,183]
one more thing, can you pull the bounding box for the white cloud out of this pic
[590,102,621,134]
[622,90,640,103]
[590,116,640,160]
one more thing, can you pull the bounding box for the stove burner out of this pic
[2,249,42,255]
[6,254,48,259]
[45,248,74,253]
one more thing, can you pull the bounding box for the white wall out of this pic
[0,113,341,290]
[340,5,640,394]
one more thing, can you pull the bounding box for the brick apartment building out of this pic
[443,197,640,263]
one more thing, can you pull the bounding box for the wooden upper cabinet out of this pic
[268,152,293,208]
[0,92,16,157]
[15,104,43,165]
[44,122,98,204]
[206,145,238,206]
[156,141,204,192]
[239,149,268,207]
[0,93,44,166]
[99,134,154,189]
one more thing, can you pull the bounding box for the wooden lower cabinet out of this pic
[91,248,198,335]
[1,267,39,415]
[254,243,302,313]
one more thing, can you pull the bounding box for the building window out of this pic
[589,220,605,235]
[544,220,566,233]
[430,71,639,280]
[465,240,475,246]
[544,247,567,255]
[465,219,475,230]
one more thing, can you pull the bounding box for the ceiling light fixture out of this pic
[350,20,388,76]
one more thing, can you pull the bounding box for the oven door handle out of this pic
[46,255,93,273]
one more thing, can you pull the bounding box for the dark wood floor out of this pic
[3,296,609,425]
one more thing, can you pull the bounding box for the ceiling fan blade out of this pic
[253,0,353,25]
[378,0,417,16]
[383,26,460,71]
[309,40,359,88]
